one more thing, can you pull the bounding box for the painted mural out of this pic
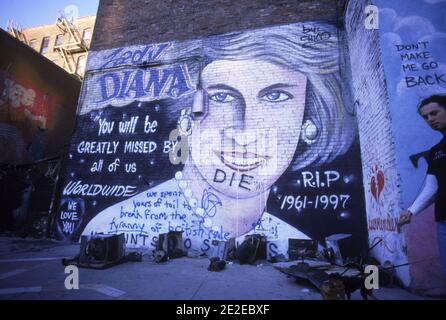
[0,70,55,164]
[375,0,446,293]
[55,22,368,258]
[344,0,410,285]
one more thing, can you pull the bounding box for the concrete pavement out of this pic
[0,236,437,300]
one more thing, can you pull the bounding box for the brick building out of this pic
[0,28,82,236]
[52,0,446,296]
[8,15,96,78]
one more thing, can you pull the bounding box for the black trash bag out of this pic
[236,236,259,264]
[208,257,226,272]
[154,250,168,263]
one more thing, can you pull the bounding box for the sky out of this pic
[0,0,100,30]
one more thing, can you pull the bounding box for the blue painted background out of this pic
[376,0,446,207]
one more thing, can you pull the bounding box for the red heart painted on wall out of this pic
[371,176,377,200]
[370,167,385,201]
[377,170,385,199]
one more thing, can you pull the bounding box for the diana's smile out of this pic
[214,150,270,172]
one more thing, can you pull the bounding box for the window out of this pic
[29,39,37,50]
[40,37,50,54]
[82,28,92,43]
[54,34,64,47]
[76,56,87,76]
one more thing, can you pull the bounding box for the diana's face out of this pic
[190,59,307,198]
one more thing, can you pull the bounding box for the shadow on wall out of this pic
[406,204,446,296]
[0,159,60,238]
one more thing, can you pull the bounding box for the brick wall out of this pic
[54,12,369,262]
[344,0,409,286]
[0,29,81,162]
[91,0,345,51]
[373,0,446,295]
[0,29,81,232]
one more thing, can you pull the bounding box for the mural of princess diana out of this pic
[83,22,357,256]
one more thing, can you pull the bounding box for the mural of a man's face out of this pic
[420,102,446,132]
[190,59,307,198]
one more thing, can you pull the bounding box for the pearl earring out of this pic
[301,120,318,145]
[177,109,193,136]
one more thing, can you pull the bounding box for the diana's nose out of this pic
[223,98,258,146]
[224,127,257,146]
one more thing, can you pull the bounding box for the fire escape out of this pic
[54,15,88,79]
[7,21,28,45]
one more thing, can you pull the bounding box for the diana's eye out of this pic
[209,92,235,103]
[261,91,292,102]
